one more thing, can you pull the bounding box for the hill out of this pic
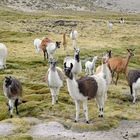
[0,0,140,13]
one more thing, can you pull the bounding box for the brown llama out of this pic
[40,37,52,60]
[108,49,135,85]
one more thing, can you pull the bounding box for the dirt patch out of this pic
[0,122,16,136]
[28,120,140,140]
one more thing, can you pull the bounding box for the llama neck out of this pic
[50,66,56,72]
[91,60,96,69]
[124,54,131,74]
[101,63,108,80]
[66,75,77,89]
[74,54,80,62]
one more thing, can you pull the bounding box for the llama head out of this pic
[56,41,61,48]
[64,62,73,79]
[4,76,12,88]
[74,48,80,62]
[127,49,135,57]
[48,58,57,71]
[102,50,111,63]
[93,56,98,62]
[106,50,112,58]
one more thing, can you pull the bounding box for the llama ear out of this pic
[64,62,67,68]
[5,76,9,80]
[127,49,130,52]
[70,63,73,69]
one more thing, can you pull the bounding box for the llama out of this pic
[0,43,8,69]
[95,50,112,86]
[120,18,125,24]
[70,29,78,49]
[33,38,42,53]
[33,38,61,60]
[46,41,61,59]
[85,56,98,75]
[108,49,135,85]
[95,50,112,74]
[40,37,52,60]
[64,48,82,78]
[126,69,140,103]
[46,59,64,105]
[64,57,107,123]
[62,32,67,50]
[107,21,113,32]
[3,76,22,118]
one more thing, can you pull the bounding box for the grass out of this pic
[0,6,140,138]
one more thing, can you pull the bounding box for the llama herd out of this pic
[0,29,140,123]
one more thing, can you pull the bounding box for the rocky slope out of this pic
[0,0,140,13]
[94,0,140,13]
[0,0,96,12]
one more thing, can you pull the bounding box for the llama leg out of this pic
[44,51,46,60]
[8,99,14,118]
[55,88,60,103]
[132,88,136,103]
[83,100,89,123]
[75,40,77,48]
[85,68,88,75]
[3,58,6,68]
[46,51,49,59]
[111,71,115,83]
[115,73,119,85]
[130,85,133,95]
[96,96,104,117]
[91,69,94,75]
[75,100,80,122]
[73,40,76,49]
[50,89,56,105]
[15,99,19,115]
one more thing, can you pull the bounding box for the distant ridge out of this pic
[0,0,140,13]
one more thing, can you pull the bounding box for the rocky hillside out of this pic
[0,0,97,12]
[0,0,140,13]
[94,0,140,13]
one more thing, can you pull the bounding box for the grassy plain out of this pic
[0,6,140,139]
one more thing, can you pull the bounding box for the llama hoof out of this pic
[56,100,58,104]
[86,121,89,124]
[100,114,104,118]
[74,120,77,123]
[133,101,136,104]
[10,115,13,118]
[98,114,104,118]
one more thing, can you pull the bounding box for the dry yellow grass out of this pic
[0,7,140,138]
